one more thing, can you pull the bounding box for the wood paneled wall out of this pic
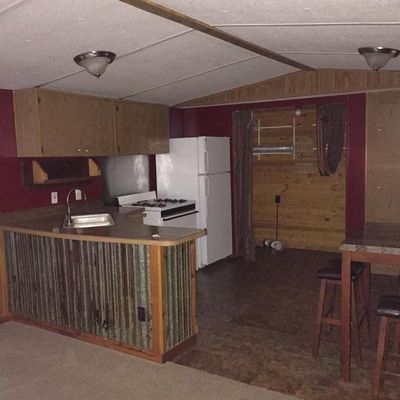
[366,90,400,223]
[252,107,345,251]
[178,69,400,108]
[365,90,400,274]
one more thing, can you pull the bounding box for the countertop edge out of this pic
[0,225,206,247]
[0,205,206,247]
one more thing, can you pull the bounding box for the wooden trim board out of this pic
[0,231,9,318]
[177,69,400,108]
[120,0,313,71]
[149,245,165,355]
[10,315,163,363]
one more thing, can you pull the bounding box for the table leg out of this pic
[365,263,371,339]
[341,251,352,381]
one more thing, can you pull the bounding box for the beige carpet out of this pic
[0,322,298,400]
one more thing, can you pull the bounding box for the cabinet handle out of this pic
[77,149,81,152]
[85,149,89,153]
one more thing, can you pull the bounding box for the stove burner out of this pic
[160,198,187,203]
[131,200,167,208]
[130,198,191,209]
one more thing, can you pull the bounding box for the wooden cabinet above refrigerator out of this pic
[13,88,169,157]
[115,100,169,155]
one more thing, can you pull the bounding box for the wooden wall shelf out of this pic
[253,117,296,159]
[22,158,101,186]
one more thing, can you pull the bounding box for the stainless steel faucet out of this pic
[65,188,87,226]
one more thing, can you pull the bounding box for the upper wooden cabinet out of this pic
[14,88,116,157]
[115,100,169,155]
[13,88,170,157]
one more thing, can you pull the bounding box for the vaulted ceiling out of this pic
[1,0,400,105]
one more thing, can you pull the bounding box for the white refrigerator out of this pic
[156,136,232,269]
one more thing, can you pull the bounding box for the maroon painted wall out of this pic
[170,93,366,236]
[0,89,103,213]
[344,94,366,236]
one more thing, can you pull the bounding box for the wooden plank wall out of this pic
[252,106,345,251]
[178,69,400,108]
[366,90,400,223]
[366,90,400,274]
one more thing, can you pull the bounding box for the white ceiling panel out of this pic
[222,25,400,55]
[45,31,255,99]
[0,0,26,13]
[1,1,400,104]
[155,0,400,24]
[286,53,400,71]
[0,0,189,89]
[125,57,296,106]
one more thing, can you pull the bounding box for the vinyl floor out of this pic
[172,247,400,400]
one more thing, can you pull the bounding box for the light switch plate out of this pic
[51,192,58,204]
[75,189,82,200]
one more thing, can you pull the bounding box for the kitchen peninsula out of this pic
[0,206,205,362]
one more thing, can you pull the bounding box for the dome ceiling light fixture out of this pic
[73,50,116,78]
[358,47,400,71]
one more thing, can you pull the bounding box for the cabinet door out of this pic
[115,101,148,155]
[115,101,169,155]
[38,90,115,156]
[80,96,116,156]
[146,104,169,154]
[14,89,42,157]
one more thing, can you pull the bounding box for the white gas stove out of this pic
[117,191,198,227]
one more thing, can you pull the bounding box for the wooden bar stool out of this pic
[371,295,400,400]
[313,260,369,362]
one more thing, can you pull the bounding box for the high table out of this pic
[340,223,400,381]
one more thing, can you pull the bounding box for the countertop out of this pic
[0,203,205,247]
[341,222,400,255]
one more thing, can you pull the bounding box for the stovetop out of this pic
[117,191,196,213]
[132,198,188,208]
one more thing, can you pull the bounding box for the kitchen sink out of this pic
[63,213,115,229]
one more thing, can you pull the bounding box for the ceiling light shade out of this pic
[358,47,400,71]
[73,51,116,78]
[294,107,303,116]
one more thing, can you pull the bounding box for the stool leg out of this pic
[394,321,400,368]
[313,279,327,357]
[360,264,371,341]
[393,321,400,354]
[365,264,371,339]
[355,277,370,342]
[351,282,362,365]
[371,317,390,400]
[328,283,336,335]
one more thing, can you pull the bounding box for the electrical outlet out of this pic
[137,306,146,322]
[51,192,58,204]
[75,189,82,200]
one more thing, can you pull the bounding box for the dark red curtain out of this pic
[317,103,347,176]
[232,110,255,261]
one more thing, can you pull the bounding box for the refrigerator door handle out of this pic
[204,176,210,199]
[204,176,210,217]
[204,150,209,173]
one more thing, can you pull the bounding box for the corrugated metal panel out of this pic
[5,232,152,350]
[163,242,193,350]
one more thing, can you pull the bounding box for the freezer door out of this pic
[198,136,231,175]
[198,172,232,266]
[156,138,199,201]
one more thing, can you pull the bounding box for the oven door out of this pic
[162,211,198,228]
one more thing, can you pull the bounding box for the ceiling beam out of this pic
[120,0,315,71]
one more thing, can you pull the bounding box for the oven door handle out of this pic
[162,210,198,221]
